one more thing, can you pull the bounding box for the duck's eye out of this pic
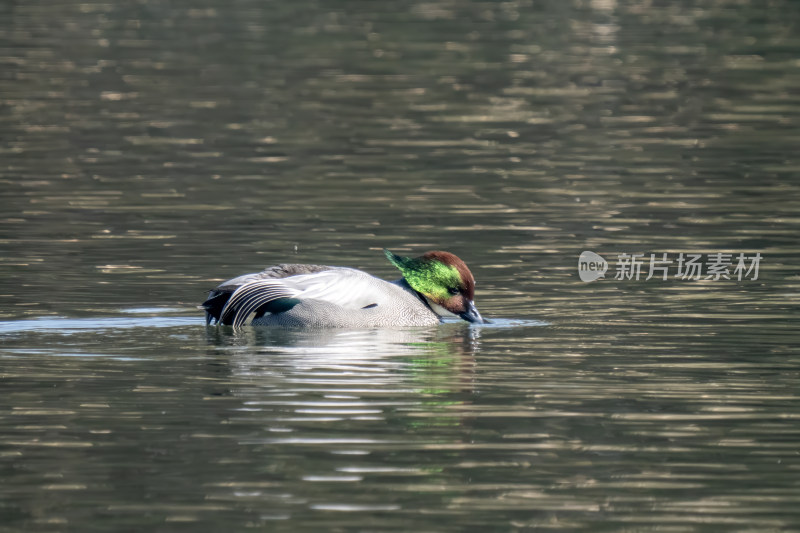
[448,287,460,296]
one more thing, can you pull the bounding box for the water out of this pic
[2,0,800,530]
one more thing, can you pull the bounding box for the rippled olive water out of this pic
[2,0,799,531]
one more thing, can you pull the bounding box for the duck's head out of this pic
[384,249,489,324]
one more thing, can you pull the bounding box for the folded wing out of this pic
[217,268,385,328]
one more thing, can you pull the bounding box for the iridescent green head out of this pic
[384,249,487,324]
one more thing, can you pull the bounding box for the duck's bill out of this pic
[460,300,491,324]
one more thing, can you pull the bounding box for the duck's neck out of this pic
[393,278,436,313]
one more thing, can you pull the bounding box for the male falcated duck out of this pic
[202,249,488,328]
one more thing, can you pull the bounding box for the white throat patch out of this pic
[426,298,458,318]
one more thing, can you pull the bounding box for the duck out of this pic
[201,249,489,328]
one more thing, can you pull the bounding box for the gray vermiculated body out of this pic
[218,265,442,328]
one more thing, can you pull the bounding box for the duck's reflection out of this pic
[203,324,482,424]
[205,323,482,359]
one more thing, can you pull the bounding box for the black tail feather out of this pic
[201,288,234,325]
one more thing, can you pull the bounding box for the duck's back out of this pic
[202,264,331,325]
[203,264,440,328]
